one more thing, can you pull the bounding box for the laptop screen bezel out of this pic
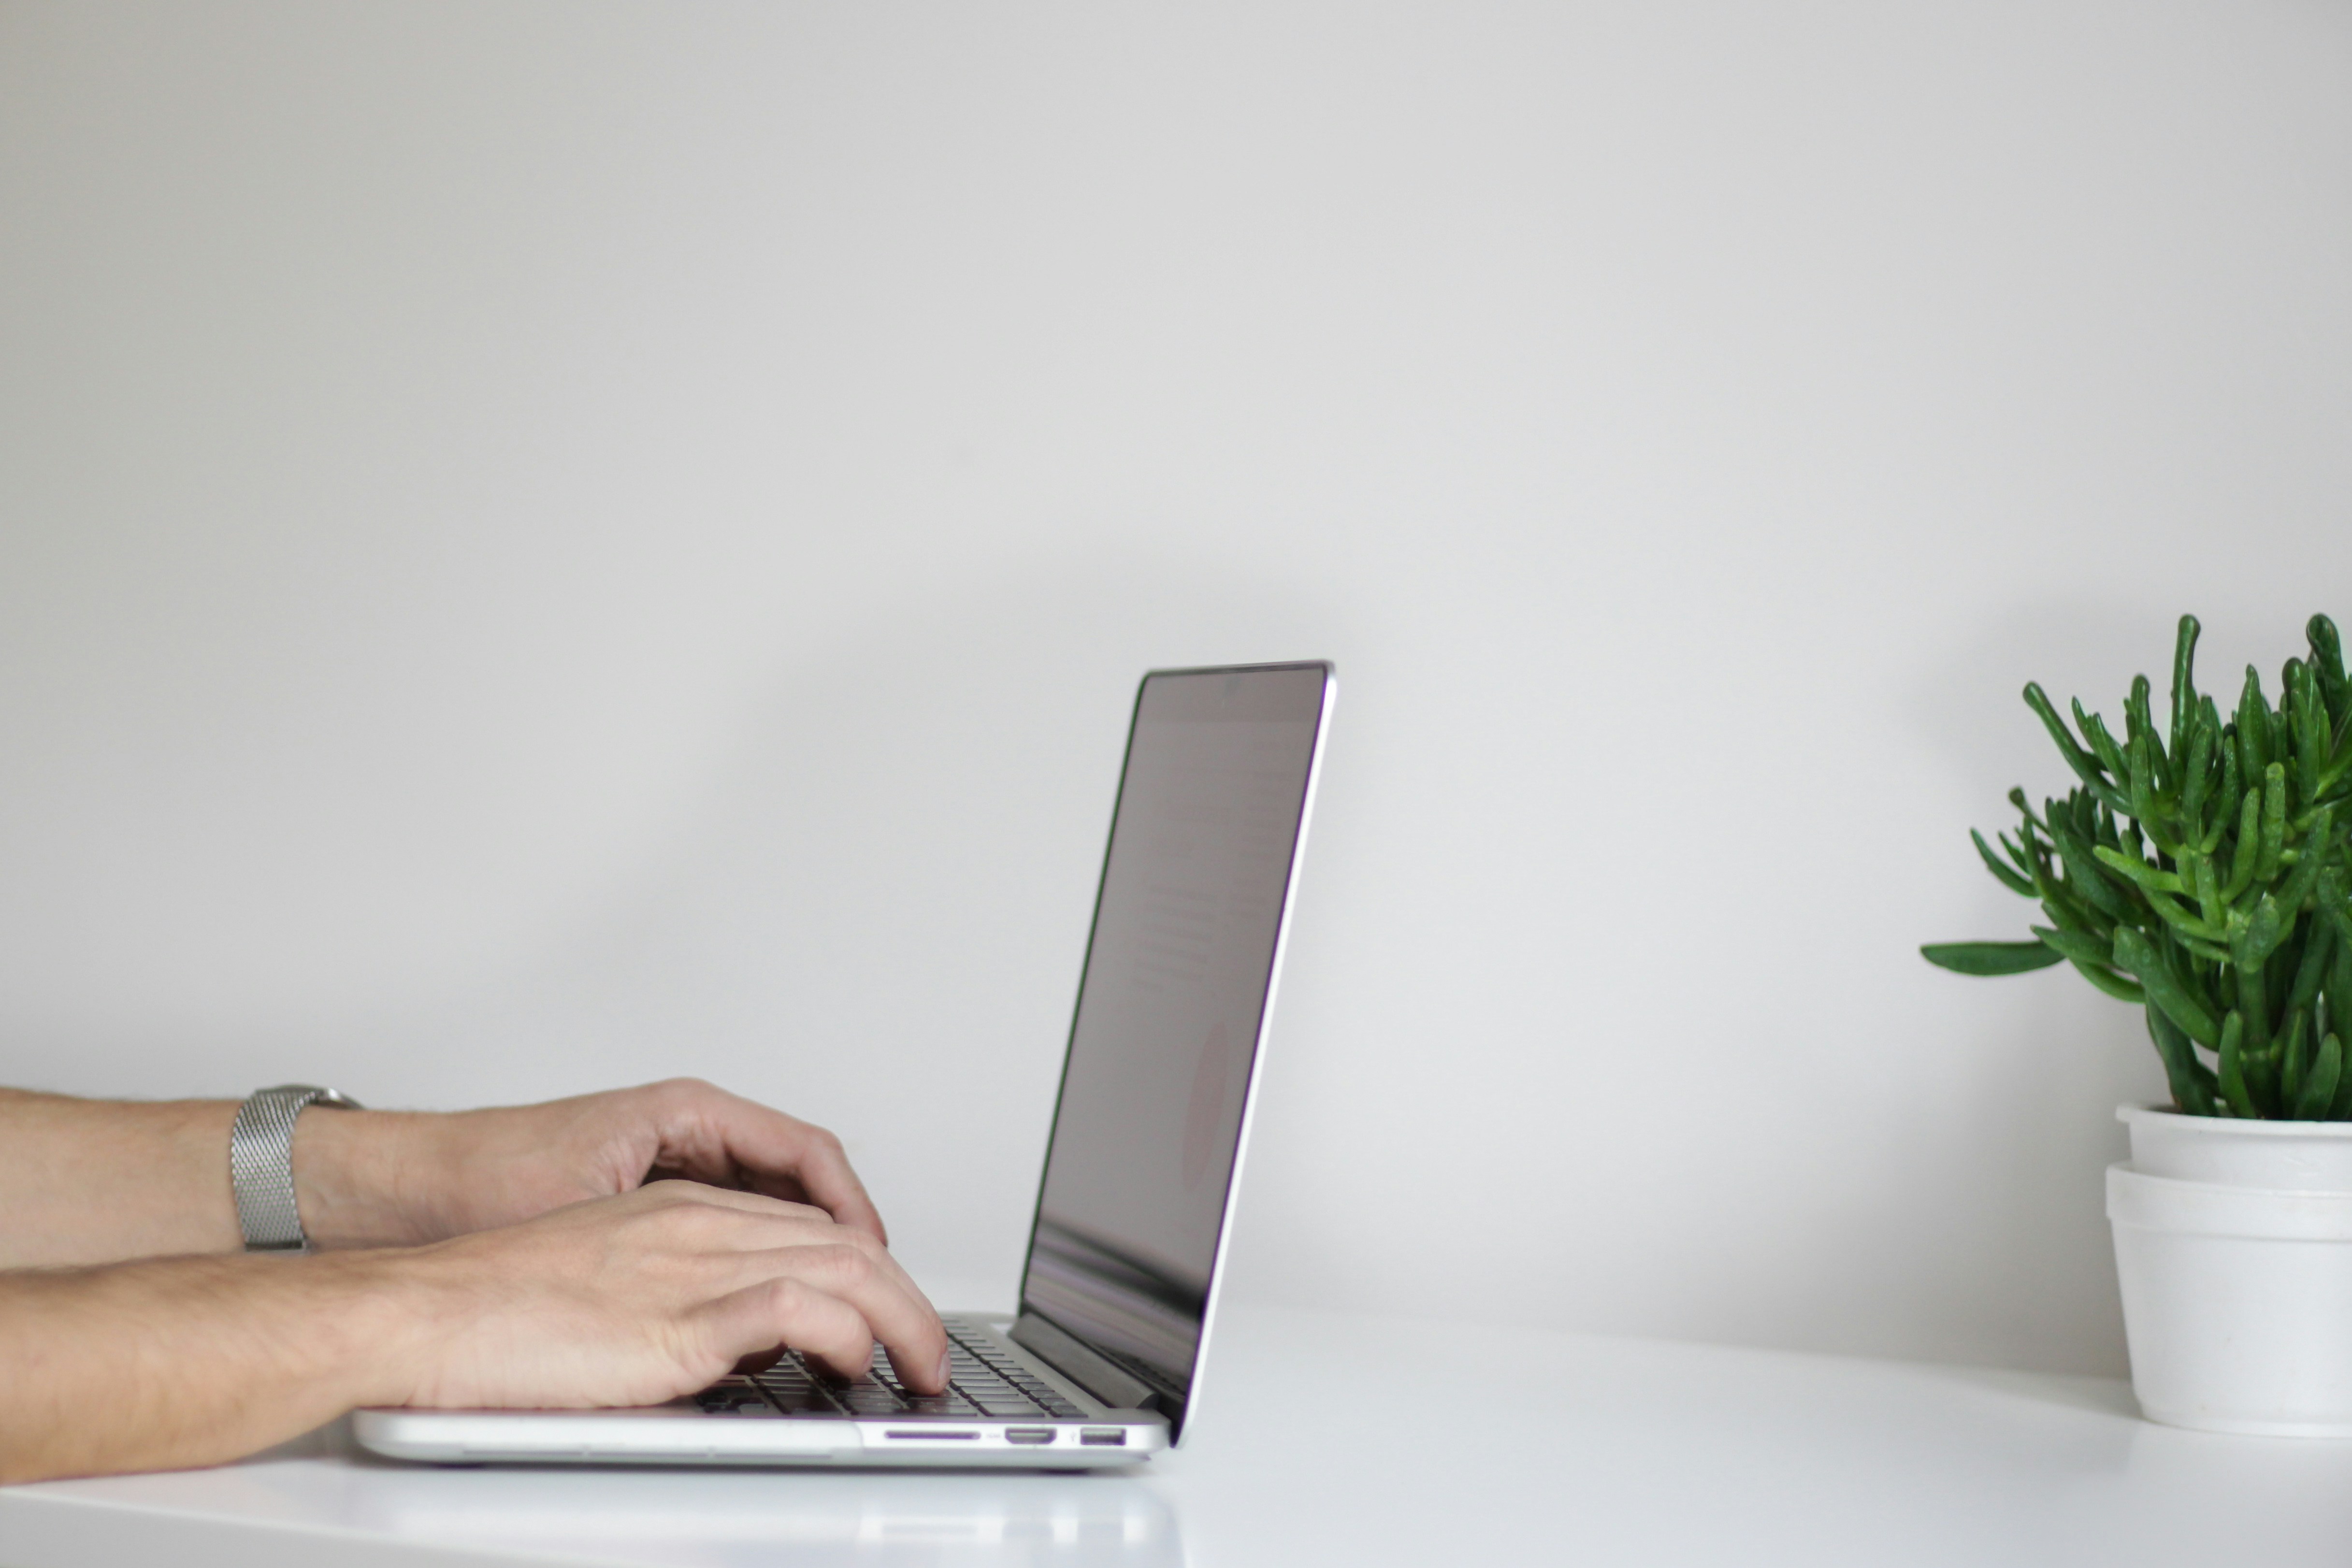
[1008,660,1336,1444]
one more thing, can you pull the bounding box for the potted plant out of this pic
[1927,613,2352,1435]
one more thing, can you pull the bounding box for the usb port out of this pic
[1079,1428,1127,1447]
[1004,1427,1055,1445]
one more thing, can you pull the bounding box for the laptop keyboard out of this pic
[694,1322,1084,1420]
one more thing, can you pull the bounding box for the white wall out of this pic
[3,0,2348,1377]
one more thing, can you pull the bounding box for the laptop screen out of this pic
[1018,663,1330,1412]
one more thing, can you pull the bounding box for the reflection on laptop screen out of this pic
[1020,664,1329,1402]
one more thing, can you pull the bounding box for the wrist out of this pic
[292,1108,439,1250]
[299,1246,454,1410]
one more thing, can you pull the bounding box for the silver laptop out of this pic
[356,660,1335,1468]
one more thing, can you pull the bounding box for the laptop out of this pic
[355,660,1336,1468]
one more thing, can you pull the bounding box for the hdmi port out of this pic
[1004,1428,1056,1445]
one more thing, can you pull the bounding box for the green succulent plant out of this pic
[1925,614,2352,1119]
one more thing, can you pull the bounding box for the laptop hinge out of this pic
[1008,1311,1168,1414]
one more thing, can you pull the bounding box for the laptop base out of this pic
[353,1315,1168,1470]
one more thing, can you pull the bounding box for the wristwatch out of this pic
[230,1083,363,1253]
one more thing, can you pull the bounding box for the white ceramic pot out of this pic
[2109,1105,2352,1436]
[2119,1104,2352,1190]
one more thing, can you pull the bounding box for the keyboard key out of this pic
[750,1378,834,1414]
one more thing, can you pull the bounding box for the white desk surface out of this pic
[6,1301,2352,1567]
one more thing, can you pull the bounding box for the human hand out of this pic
[296,1079,889,1251]
[369,1181,951,1408]
[0,1180,954,1483]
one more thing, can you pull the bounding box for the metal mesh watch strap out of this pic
[230,1083,361,1253]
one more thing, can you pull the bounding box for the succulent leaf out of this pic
[2289,919,2336,1017]
[2146,1007,2218,1116]
[2114,926,2219,1047]
[2093,846,2182,896]
[2217,1011,2258,1118]
[1971,830,2036,897]
[2331,1036,2352,1121]
[2282,1009,2312,1105]
[2239,666,2273,779]
[2024,684,2129,815]
[2180,720,2214,839]
[2069,962,2145,1003]
[2310,615,2349,726]
[2274,806,2335,915]
[2221,788,2263,903]
[2077,702,2130,782]
[2050,831,2138,925]
[2260,764,2288,881]
[2128,675,2166,786]
[2032,925,2107,965]
[1919,941,2065,976]
[2170,613,2201,760]
[2295,1029,2341,1121]
[2034,926,2143,1000]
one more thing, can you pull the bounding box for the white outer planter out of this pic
[2109,1105,2352,1436]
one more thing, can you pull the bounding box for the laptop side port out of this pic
[1079,1428,1128,1446]
[1004,1427,1056,1445]
[884,1430,978,1440]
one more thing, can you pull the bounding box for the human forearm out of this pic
[0,1183,949,1483]
[0,1090,244,1266]
[0,1088,461,1264]
[0,1076,897,1268]
[0,1251,411,1482]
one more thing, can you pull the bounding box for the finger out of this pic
[695,1277,875,1384]
[738,1242,950,1395]
[648,1083,892,1246]
[638,1187,939,1338]
[633,1180,832,1227]
[732,1123,886,1246]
